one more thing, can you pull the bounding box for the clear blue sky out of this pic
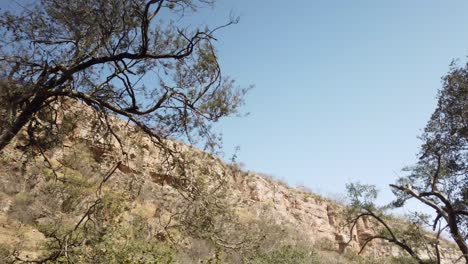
[3,0,468,207]
[192,0,468,204]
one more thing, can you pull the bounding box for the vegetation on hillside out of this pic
[0,109,414,263]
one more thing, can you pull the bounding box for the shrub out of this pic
[8,192,40,225]
[247,245,317,264]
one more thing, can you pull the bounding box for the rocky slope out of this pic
[0,102,461,263]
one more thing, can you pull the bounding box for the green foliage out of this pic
[71,226,176,264]
[315,238,336,252]
[8,192,40,225]
[389,256,420,264]
[346,182,378,210]
[388,62,468,262]
[247,245,317,264]
[0,243,13,264]
[339,251,380,264]
[42,168,95,213]
[344,182,442,264]
[35,187,177,263]
[60,143,98,176]
[0,0,248,153]
[38,216,177,264]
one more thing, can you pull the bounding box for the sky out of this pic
[189,0,468,206]
[2,0,468,209]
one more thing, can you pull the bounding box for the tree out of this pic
[346,63,468,264]
[0,1,251,262]
[345,182,437,264]
[391,62,468,263]
[0,0,247,153]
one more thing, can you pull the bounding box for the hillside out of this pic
[0,102,460,263]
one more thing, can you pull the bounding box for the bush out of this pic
[247,245,317,264]
[0,244,13,264]
[8,192,40,225]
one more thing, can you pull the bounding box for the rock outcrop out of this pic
[0,101,462,263]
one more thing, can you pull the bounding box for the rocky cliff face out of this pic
[0,102,461,263]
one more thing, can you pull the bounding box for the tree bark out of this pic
[390,184,468,264]
[0,92,48,152]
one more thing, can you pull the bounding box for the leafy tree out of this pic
[0,0,248,152]
[390,62,468,263]
[345,182,438,264]
[0,1,252,262]
[346,62,468,264]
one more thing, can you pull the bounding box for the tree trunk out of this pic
[0,92,48,152]
[452,231,468,264]
[446,209,468,263]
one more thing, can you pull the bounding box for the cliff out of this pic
[0,102,460,263]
